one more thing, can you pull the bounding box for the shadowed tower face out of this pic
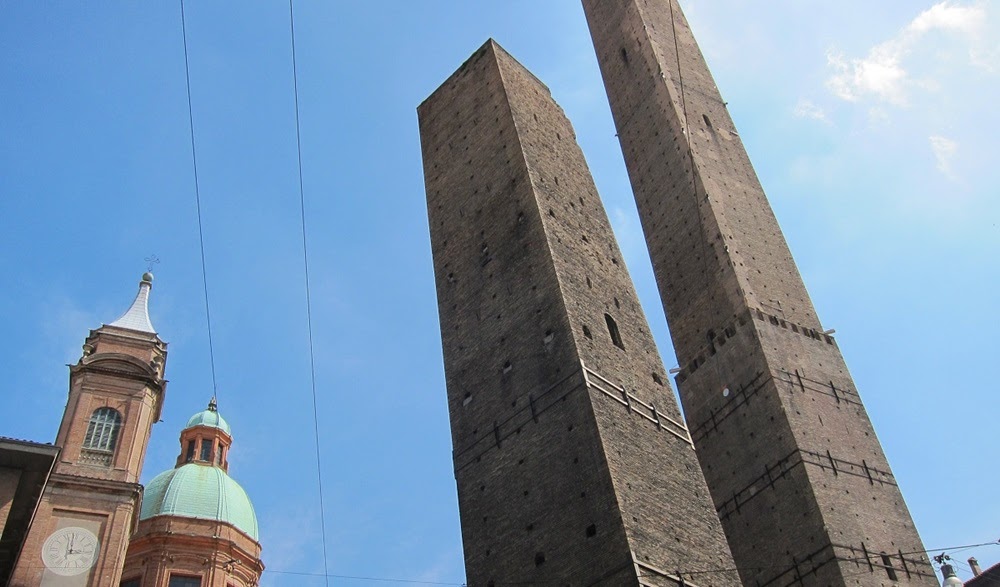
[581,1,936,585]
[419,40,738,587]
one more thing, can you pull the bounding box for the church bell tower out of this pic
[10,273,167,586]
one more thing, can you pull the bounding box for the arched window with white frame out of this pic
[80,407,122,466]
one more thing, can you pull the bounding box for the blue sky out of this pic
[1,1,997,585]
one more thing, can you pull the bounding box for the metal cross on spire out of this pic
[145,255,160,272]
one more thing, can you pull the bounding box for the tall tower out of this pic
[11,273,168,587]
[419,40,739,587]
[581,1,936,585]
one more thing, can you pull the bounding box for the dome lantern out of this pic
[124,401,263,586]
[147,401,255,535]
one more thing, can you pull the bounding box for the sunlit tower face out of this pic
[581,1,937,585]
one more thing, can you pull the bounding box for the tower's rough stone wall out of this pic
[581,1,936,585]
[420,40,738,587]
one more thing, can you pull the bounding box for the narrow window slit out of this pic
[605,314,625,350]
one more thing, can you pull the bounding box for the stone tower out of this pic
[11,273,168,586]
[581,1,936,585]
[419,40,739,587]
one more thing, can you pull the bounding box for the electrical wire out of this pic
[264,569,465,585]
[14,540,994,584]
[258,537,998,586]
[636,540,1000,583]
[287,1,331,585]
[179,0,220,399]
[175,4,996,586]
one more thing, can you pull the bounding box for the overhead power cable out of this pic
[179,0,220,399]
[287,1,332,585]
[259,540,999,585]
[14,539,992,584]
[264,569,466,585]
[645,540,1000,581]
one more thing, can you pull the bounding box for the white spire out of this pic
[108,273,156,333]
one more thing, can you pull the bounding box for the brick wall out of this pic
[122,516,263,587]
[581,1,935,585]
[420,39,738,587]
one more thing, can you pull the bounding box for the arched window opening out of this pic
[81,407,122,467]
[605,314,625,350]
[200,439,212,462]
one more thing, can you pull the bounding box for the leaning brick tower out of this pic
[581,1,936,585]
[419,40,739,587]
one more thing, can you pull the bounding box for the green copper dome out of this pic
[141,463,259,540]
[185,402,231,436]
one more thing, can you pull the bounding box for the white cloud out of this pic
[909,2,984,34]
[929,135,959,177]
[794,99,830,123]
[826,47,908,105]
[825,1,990,106]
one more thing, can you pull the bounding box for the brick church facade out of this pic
[0,275,263,587]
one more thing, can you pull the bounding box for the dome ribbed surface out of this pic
[141,463,258,540]
[185,409,231,435]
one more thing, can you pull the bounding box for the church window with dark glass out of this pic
[82,407,122,453]
[168,575,201,587]
[200,439,212,461]
[185,440,195,462]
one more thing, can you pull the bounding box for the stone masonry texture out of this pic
[420,40,739,587]
[581,1,936,585]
